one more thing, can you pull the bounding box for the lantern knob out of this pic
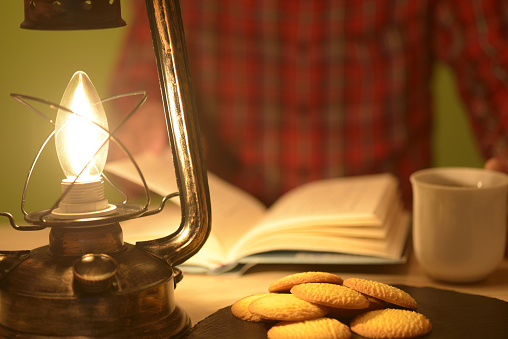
[73,253,118,293]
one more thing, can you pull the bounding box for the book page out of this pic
[122,202,182,243]
[255,174,396,232]
[105,150,267,265]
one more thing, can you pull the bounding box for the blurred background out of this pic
[0,1,482,225]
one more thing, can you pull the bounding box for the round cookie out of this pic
[231,293,274,322]
[269,272,343,293]
[350,308,432,338]
[290,283,369,309]
[327,295,386,319]
[267,317,352,339]
[248,293,329,321]
[343,278,417,310]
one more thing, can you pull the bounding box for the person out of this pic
[111,0,508,209]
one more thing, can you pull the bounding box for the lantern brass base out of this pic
[0,223,191,338]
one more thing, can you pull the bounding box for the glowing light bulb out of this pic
[55,71,109,182]
[52,71,116,219]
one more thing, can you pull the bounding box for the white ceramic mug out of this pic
[410,167,508,283]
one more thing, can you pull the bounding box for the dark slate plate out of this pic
[183,285,508,338]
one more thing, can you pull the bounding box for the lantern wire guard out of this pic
[0,1,212,338]
[4,90,155,224]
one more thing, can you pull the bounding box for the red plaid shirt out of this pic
[114,0,508,206]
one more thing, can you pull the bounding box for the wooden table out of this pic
[1,225,507,326]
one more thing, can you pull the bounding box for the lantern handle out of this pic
[135,0,211,267]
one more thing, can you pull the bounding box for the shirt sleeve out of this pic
[433,0,508,159]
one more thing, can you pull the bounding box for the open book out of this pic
[106,151,411,274]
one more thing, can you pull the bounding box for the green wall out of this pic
[0,2,484,225]
[432,63,484,168]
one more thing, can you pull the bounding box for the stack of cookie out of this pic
[231,272,432,339]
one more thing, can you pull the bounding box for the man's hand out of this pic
[485,157,508,173]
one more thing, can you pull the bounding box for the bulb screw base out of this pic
[51,178,117,219]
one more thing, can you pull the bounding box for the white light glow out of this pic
[55,71,109,182]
